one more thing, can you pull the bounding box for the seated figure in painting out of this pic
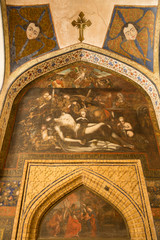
[75,108,105,140]
[117,116,133,138]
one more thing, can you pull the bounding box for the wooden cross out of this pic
[72,12,92,42]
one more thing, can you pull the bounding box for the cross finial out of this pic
[72,12,92,42]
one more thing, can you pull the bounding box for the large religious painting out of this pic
[103,6,157,72]
[38,186,130,239]
[7,5,59,72]
[3,63,160,170]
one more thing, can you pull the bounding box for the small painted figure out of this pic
[46,210,63,236]
[117,116,133,137]
[82,204,97,237]
[65,204,81,238]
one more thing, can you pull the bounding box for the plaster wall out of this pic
[5,0,158,49]
[0,1,160,239]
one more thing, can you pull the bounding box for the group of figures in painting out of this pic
[9,93,146,153]
[38,187,129,239]
[34,89,147,152]
[7,65,158,159]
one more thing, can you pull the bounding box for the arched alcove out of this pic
[0,45,160,153]
[13,165,153,240]
[1,62,160,174]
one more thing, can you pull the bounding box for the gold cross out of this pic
[72,12,92,42]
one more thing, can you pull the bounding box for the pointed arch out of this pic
[0,44,160,151]
[14,166,152,240]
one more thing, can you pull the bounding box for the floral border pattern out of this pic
[0,47,160,150]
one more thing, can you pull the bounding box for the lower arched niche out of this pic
[37,185,130,240]
[12,160,157,240]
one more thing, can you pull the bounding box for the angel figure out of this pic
[104,7,157,71]
[8,5,59,71]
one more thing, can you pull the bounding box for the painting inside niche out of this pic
[103,6,157,72]
[4,64,160,169]
[38,187,130,240]
[7,5,59,72]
